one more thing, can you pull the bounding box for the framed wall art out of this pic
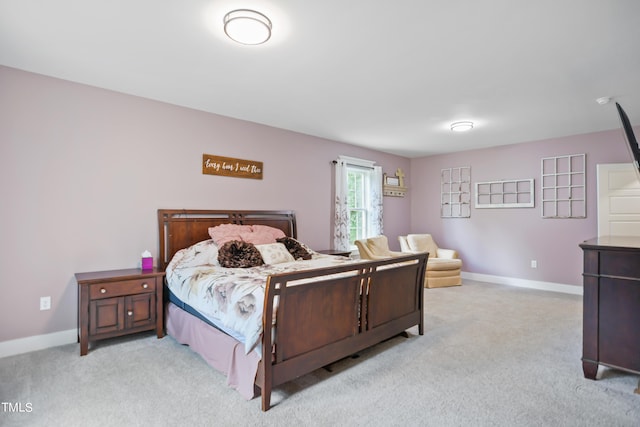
[541,153,586,218]
[441,166,471,218]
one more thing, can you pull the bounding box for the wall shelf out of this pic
[383,168,407,197]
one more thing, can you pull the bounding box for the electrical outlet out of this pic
[40,296,51,311]
[530,260,537,269]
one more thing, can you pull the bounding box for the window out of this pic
[347,166,374,245]
[333,156,383,251]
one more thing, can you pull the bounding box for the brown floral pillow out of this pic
[276,237,312,260]
[217,240,264,268]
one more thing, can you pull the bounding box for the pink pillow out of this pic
[239,229,277,245]
[208,224,253,246]
[251,225,286,240]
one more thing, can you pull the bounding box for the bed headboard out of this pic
[157,209,297,270]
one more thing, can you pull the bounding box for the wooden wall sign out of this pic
[202,154,263,180]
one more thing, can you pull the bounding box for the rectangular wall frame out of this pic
[541,153,586,218]
[475,179,534,208]
[441,166,471,218]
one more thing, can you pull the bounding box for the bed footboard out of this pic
[256,253,428,410]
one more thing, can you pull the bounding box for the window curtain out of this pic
[333,157,384,251]
[333,159,350,251]
[369,165,384,236]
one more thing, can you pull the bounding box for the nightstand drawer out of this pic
[89,278,156,300]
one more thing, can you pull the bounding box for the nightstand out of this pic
[316,249,352,257]
[76,268,165,356]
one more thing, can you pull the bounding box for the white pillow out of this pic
[255,243,295,264]
[184,239,220,266]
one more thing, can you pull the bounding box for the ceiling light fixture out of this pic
[223,9,272,45]
[450,121,474,132]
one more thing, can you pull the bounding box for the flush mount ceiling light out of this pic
[224,9,272,45]
[450,121,474,132]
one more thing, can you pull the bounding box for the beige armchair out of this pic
[398,234,462,288]
[355,235,404,260]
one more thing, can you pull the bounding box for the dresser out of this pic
[579,236,640,379]
[76,268,165,355]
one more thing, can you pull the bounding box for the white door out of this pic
[597,163,640,236]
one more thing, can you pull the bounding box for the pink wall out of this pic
[1,64,635,344]
[410,130,632,286]
[0,66,412,342]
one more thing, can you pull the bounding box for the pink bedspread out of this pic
[166,302,261,400]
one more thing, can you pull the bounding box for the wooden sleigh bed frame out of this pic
[158,209,428,411]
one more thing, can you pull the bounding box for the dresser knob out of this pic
[127,311,133,316]
[142,283,148,289]
[100,288,106,294]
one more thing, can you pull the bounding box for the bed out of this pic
[158,209,428,411]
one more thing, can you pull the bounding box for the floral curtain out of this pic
[369,165,384,236]
[333,159,350,251]
[333,158,383,252]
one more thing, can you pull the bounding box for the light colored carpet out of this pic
[1,280,638,426]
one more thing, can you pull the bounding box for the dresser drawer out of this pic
[89,278,156,300]
[600,250,640,278]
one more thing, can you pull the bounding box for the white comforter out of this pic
[165,240,357,353]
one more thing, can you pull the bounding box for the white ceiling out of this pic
[1,0,639,158]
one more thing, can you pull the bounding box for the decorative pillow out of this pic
[217,240,264,268]
[239,229,278,245]
[251,224,286,240]
[255,243,296,265]
[208,224,253,247]
[276,237,312,260]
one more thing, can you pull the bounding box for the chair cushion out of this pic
[426,257,462,271]
[364,236,391,256]
[398,236,411,252]
[426,267,461,277]
[407,234,438,256]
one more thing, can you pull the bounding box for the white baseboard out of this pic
[461,272,583,296]
[0,329,77,359]
[0,274,582,359]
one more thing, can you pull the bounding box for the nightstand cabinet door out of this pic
[126,293,156,329]
[90,297,125,335]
